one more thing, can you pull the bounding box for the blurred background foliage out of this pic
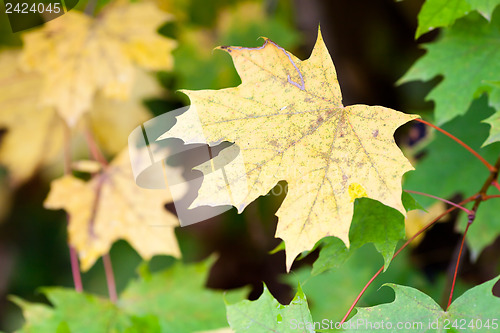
[0,0,499,332]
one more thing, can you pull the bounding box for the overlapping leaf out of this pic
[120,259,246,332]
[44,149,185,271]
[0,50,160,186]
[160,30,417,270]
[0,50,63,187]
[19,1,176,126]
[401,11,500,125]
[13,259,244,332]
[483,82,500,146]
[226,284,313,333]
[311,193,421,276]
[415,0,471,38]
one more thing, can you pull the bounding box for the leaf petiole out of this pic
[404,189,473,214]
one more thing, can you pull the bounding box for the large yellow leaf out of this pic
[20,1,176,127]
[160,30,418,270]
[0,50,63,187]
[44,149,183,271]
[0,50,160,186]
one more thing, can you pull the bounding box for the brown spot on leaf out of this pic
[372,129,379,138]
[269,140,279,147]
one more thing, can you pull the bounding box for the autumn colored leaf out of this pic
[401,11,500,125]
[0,50,63,187]
[44,149,184,271]
[0,50,161,186]
[404,201,447,246]
[19,1,176,127]
[160,30,417,270]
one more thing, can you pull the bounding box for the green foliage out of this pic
[226,284,313,333]
[312,193,421,276]
[11,289,132,333]
[119,259,247,332]
[404,96,500,255]
[483,82,500,145]
[286,245,472,325]
[415,0,471,38]
[342,276,500,332]
[402,10,500,125]
[13,259,246,333]
[414,0,500,38]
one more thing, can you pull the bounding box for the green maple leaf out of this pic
[483,81,500,146]
[467,0,500,19]
[312,192,421,276]
[401,11,500,125]
[10,289,132,333]
[12,259,246,333]
[415,0,472,38]
[404,96,500,257]
[119,258,246,332]
[286,246,471,326]
[341,275,500,333]
[226,284,313,333]
[414,0,500,38]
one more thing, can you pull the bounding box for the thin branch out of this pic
[404,190,473,214]
[447,221,471,310]
[483,194,500,200]
[492,180,500,192]
[415,118,496,172]
[62,122,83,292]
[84,0,98,16]
[83,127,109,167]
[339,196,475,325]
[82,123,116,302]
[103,254,117,303]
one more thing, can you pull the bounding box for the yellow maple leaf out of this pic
[405,201,448,246]
[160,30,418,270]
[0,50,63,187]
[44,149,184,271]
[19,1,176,127]
[0,50,161,186]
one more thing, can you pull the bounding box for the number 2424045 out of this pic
[5,2,61,14]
